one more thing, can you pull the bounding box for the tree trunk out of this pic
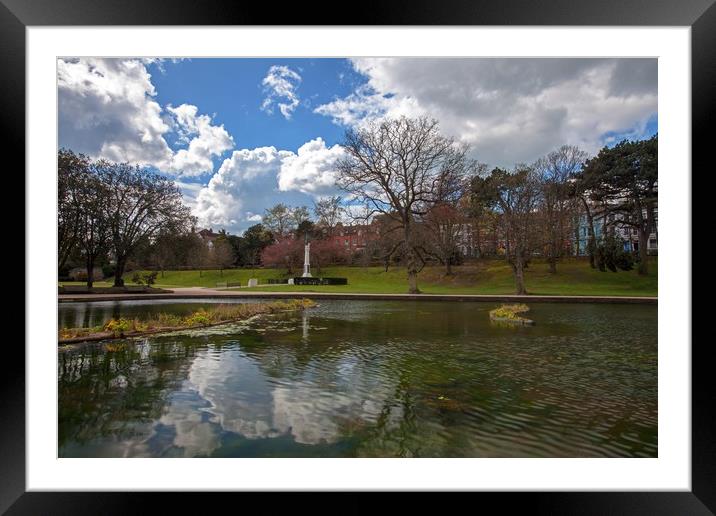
[404,224,421,294]
[638,228,649,275]
[407,265,420,294]
[86,256,95,289]
[514,254,527,295]
[580,197,596,268]
[113,256,126,287]
[547,257,557,274]
[573,219,580,257]
[445,258,453,276]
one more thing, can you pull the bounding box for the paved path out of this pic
[59,287,657,304]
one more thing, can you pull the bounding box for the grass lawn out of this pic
[61,257,657,297]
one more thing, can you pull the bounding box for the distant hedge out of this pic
[321,277,348,285]
[267,278,289,284]
[292,277,347,286]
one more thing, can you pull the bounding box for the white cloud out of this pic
[277,138,345,196]
[58,58,174,166]
[193,138,344,233]
[58,58,233,177]
[315,58,657,166]
[193,146,291,231]
[166,104,234,177]
[260,65,302,120]
[314,84,418,127]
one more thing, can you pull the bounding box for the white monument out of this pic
[302,233,312,277]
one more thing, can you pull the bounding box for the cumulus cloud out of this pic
[58,58,233,176]
[260,65,302,120]
[278,138,345,196]
[58,58,174,166]
[193,138,344,233]
[315,58,657,166]
[166,104,234,176]
[193,146,288,231]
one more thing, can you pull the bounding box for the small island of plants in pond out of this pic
[489,304,535,325]
[58,299,316,344]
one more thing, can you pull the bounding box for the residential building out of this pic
[326,223,379,253]
[574,204,658,256]
[197,228,221,249]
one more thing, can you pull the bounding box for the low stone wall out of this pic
[58,290,657,304]
[58,286,170,295]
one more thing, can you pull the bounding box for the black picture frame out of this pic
[4,0,710,513]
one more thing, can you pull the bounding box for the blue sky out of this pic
[58,57,658,234]
[149,59,361,153]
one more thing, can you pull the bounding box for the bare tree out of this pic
[101,162,194,287]
[313,195,345,235]
[187,234,210,277]
[262,203,293,238]
[337,116,457,294]
[291,206,311,228]
[534,145,587,273]
[422,148,479,275]
[361,213,404,271]
[474,165,541,295]
[211,238,235,276]
[75,162,112,287]
[58,149,88,272]
[263,203,310,239]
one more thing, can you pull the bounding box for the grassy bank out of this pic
[58,298,316,344]
[59,257,657,297]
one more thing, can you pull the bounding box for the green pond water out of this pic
[58,299,657,458]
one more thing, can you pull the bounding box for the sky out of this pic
[57,57,658,235]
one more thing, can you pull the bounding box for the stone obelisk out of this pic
[302,232,312,277]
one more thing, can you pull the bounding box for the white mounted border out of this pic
[26,26,690,491]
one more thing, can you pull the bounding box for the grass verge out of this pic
[58,257,658,297]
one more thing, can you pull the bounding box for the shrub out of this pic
[321,277,348,285]
[291,277,348,285]
[293,277,322,285]
[132,271,159,286]
[490,304,529,319]
[184,310,212,326]
[596,235,634,272]
[104,318,132,336]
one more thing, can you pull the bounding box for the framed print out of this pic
[4,0,712,512]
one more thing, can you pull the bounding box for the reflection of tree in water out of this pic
[58,302,657,457]
[58,338,206,451]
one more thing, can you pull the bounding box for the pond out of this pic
[58,299,657,458]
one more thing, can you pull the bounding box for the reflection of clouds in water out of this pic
[272,385,351,444]
[188,349,277,440]
[147,309,407,453]
[157,387,220,457]
[162,344,404,448]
